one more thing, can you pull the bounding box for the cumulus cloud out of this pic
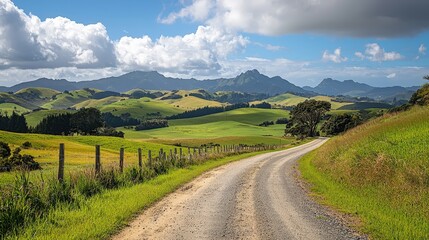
[322,48,347,63]
[355,43,402,62]
[419,44,426,55]
[0,0,247,78]
[0,0,116,69]
[159,0,214,24]
[160,0,429,37]
[115,26,248,76]
[386,73,396,79]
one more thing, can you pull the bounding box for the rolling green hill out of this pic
[300,106,429,239]
[73,96,127,109]
[260,93,353,110]
[0,103,31,115]
[0,92,39,110]
[99,97,183,119]
[41,89,97,109]
[170,108,288,126]
[14,87,60,105]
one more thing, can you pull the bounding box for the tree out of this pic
[321,113,362,136]
[70,108,103,135]
[34,113,72,135]
[285,100,331,137]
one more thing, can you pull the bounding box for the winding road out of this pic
[113,138,363,240]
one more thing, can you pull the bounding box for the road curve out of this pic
[113,138,363,240]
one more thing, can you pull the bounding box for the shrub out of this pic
[275,118,289,124]
[0,141,11,159]
[135,119,169,131]
[258,121,274,127]
[21,141,32,149]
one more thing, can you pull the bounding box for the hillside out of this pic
[300,106,429,239]
[99,97,183,119]
[261,93,353,110]
[170,108,288,126]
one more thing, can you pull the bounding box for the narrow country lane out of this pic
[113,138,364,240]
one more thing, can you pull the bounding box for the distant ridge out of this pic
[0,71,421,100]
[0,70,309,96]
[304,78,420,101]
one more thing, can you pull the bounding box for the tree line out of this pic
[0,108,125,137]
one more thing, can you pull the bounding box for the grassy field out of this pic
[0,103,30,115]
[260,93,353,110]
[0,130,179,186]
[144,135,289,147]
[171,108,288,126]
[41,89,95,109]
[73,96,127,109]
[121,121,286,139]
[300,106,429,239]
[24,109,75,127]
[99,97,183,119]
[165,95,223,109]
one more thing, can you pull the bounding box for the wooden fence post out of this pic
[179,148,183,161]
[148,150,152,167]
[58,143,65,182]
[138,148,142,169]
[95,145,101,174]
[119,148,124,173]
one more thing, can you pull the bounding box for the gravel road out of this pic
[113,138,364,240]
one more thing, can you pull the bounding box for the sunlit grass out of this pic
[300,106,429,239]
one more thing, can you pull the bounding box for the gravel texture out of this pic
[113,138,366,240]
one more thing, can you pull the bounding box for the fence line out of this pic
[56,143,282,181]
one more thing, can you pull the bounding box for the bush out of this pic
[21,141,32,149]
[321,113,362,136]
[258,121,274,127]
[275,118,289,124]
[0,141,11,159]
[0,144,40,172]
[135,119,169,130]
[94,127,125,138]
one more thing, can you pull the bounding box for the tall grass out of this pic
[0,142,285,238]
[300,106,429,239]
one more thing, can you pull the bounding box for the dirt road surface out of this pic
[113,138,364,240]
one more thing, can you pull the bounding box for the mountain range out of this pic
[303,78,420,101]
[0,70,421,100]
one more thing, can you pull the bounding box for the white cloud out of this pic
[159,0,214,24]
[386,73,396,78]
[115,26,248,76]
[355,52,365,60]
[0,0,116,69]
[355,43,402,62]
[0,0,248,78]
[322,48,347,63]
[160,0,429,37]
[419,44,426,55]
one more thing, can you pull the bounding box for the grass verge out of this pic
[9,149,281,239]
[299,107,429,239]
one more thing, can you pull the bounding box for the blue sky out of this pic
[1,0,428,87]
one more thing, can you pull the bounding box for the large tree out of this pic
[285,100,331,137]
[70,108,103,135]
